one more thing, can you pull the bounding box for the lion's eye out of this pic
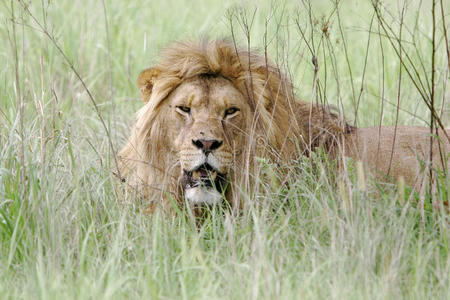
[224,107,239,117]
[176,106,191,114]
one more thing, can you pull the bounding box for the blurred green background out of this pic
[0,0,448,299]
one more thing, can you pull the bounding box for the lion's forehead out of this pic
[170,76,246,112]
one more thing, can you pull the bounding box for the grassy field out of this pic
[0,0,449,299]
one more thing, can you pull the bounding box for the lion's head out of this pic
[143,74,250,205]
[119,39,349,209]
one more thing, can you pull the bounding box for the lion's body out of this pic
[119,39,449,209]
[344,126,449,190]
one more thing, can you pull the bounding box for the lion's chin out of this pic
[181,163,228,206]
[184,186,222,206]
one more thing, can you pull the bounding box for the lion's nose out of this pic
[192,139,223,153]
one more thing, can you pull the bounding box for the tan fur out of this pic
[344,126,449,192]
[119,39,449,210]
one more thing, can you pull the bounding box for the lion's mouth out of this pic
[182,163,226,189]
[181,163,228,205]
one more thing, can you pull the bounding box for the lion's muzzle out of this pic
[179,133,233,205]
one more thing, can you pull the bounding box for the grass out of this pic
[0,0,449,299]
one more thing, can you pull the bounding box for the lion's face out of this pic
[161,75,250,205]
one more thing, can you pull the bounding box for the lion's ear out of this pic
[137,68,161,102]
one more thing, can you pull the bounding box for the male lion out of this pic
[119,39,449,210]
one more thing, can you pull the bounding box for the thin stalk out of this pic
[335,0,357,124]
[9,0,26,199]
[429,0,436,192]
[387,2,405,177]
[375,21,386,170]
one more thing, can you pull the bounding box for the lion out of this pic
[118,39,449,211]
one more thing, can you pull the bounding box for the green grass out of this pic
[0,0,449,299]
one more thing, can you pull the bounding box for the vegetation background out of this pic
[0,0,448,298]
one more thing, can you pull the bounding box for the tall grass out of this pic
[0,0,448,299]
